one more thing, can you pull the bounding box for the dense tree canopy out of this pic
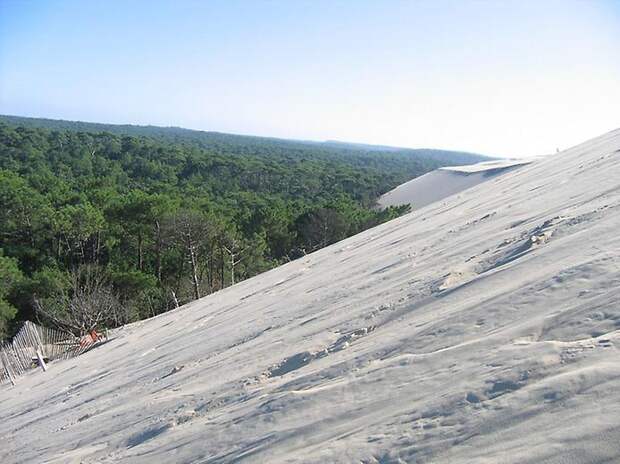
[0,117,489,338]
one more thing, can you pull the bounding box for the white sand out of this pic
[440,159,533,173]
[1,130,620,463]
[377,159,532,209]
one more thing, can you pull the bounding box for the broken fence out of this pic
[0,321,106,386]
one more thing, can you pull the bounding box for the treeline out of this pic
[0,119,486,338]
[0,115,489,170]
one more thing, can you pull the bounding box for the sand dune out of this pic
[1,130,620,463]
[377,159,532,209]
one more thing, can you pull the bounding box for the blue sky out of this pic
[1,0,618,157]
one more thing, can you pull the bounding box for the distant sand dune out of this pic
[377,159,532,209]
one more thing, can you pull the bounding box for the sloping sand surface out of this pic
[377,159,532,209]
[1,131,620,463]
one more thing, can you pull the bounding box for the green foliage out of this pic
[294,208,348,251]
[0,250,23,338]
[0,116,486,333]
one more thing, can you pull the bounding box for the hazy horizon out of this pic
[1,0,619,158]
[0,112,502,157]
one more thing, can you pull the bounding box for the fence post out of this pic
[36,348,48,372]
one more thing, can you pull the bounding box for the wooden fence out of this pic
[0,321,105,386]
